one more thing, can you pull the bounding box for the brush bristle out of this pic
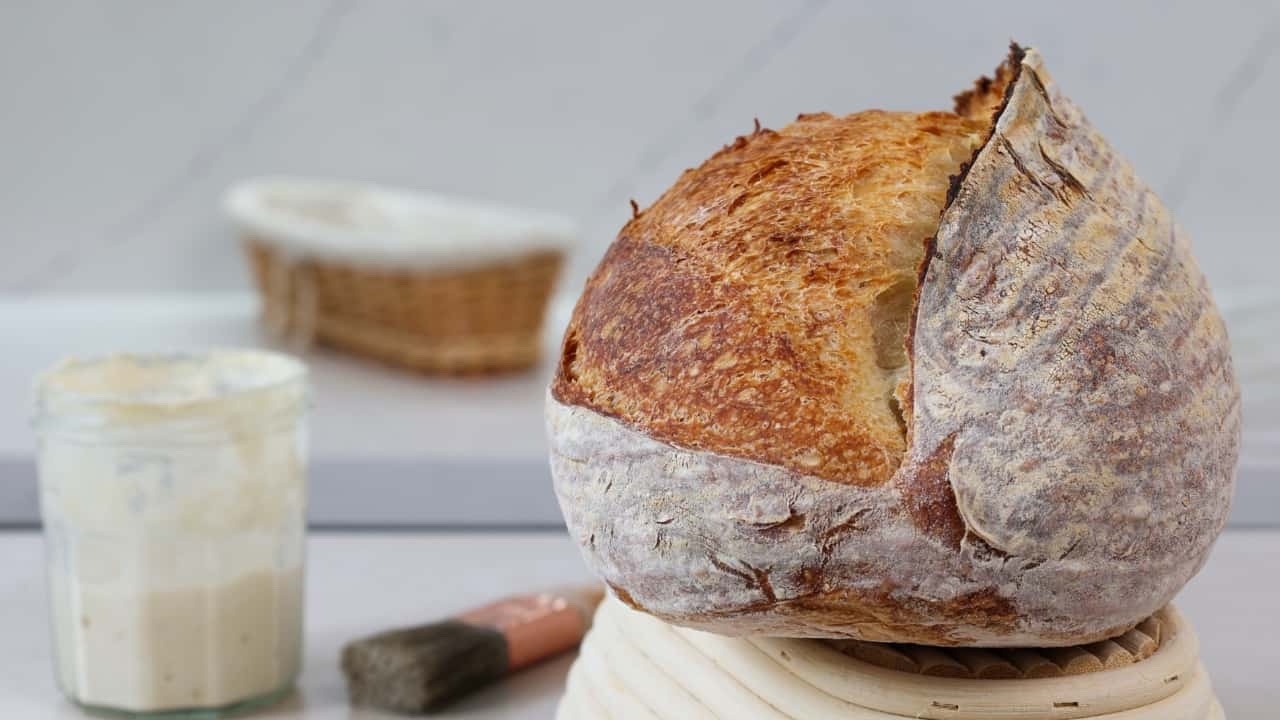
[341,620,509,712]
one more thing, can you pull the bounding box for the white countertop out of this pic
[0,293,568,464]
[0,293,577,526]
[0,530,1276,718]
[0,293,1277,528]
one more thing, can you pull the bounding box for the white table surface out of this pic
[0,293,570,464]
[0,530,1276,719]
[0,293,1277,528]
[0,293,578,526]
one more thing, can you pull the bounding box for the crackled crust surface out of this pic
[548,46,1240,645]
[552,111,987,486]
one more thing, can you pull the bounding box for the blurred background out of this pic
[2,0,1276,527]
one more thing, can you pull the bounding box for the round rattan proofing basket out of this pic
[226,178,574,375]
[558,595,1224,719]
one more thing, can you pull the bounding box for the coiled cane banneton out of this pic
[557,596,1224,720]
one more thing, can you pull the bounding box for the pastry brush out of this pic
[341,585,604,713]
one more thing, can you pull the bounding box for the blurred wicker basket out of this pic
[226,178,573,374]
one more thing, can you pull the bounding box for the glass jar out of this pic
[33,350,308,718]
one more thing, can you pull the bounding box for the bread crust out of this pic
[548,46,1239,645]
[552,111,987,486]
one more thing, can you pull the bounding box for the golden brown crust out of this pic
[553,111,986,485]
[952,43,1022,122]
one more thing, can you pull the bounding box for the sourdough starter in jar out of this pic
[34,351,308,717]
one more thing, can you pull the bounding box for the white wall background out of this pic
[1,1,1276,523]
[4,0,1279,292]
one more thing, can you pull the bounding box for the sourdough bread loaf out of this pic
[548,45,1239,646]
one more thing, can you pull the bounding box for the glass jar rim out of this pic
[33,349,308,430]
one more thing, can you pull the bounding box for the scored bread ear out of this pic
[952,43,1024,123]
[547,45,1239,646]
[903,43,1024,434]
